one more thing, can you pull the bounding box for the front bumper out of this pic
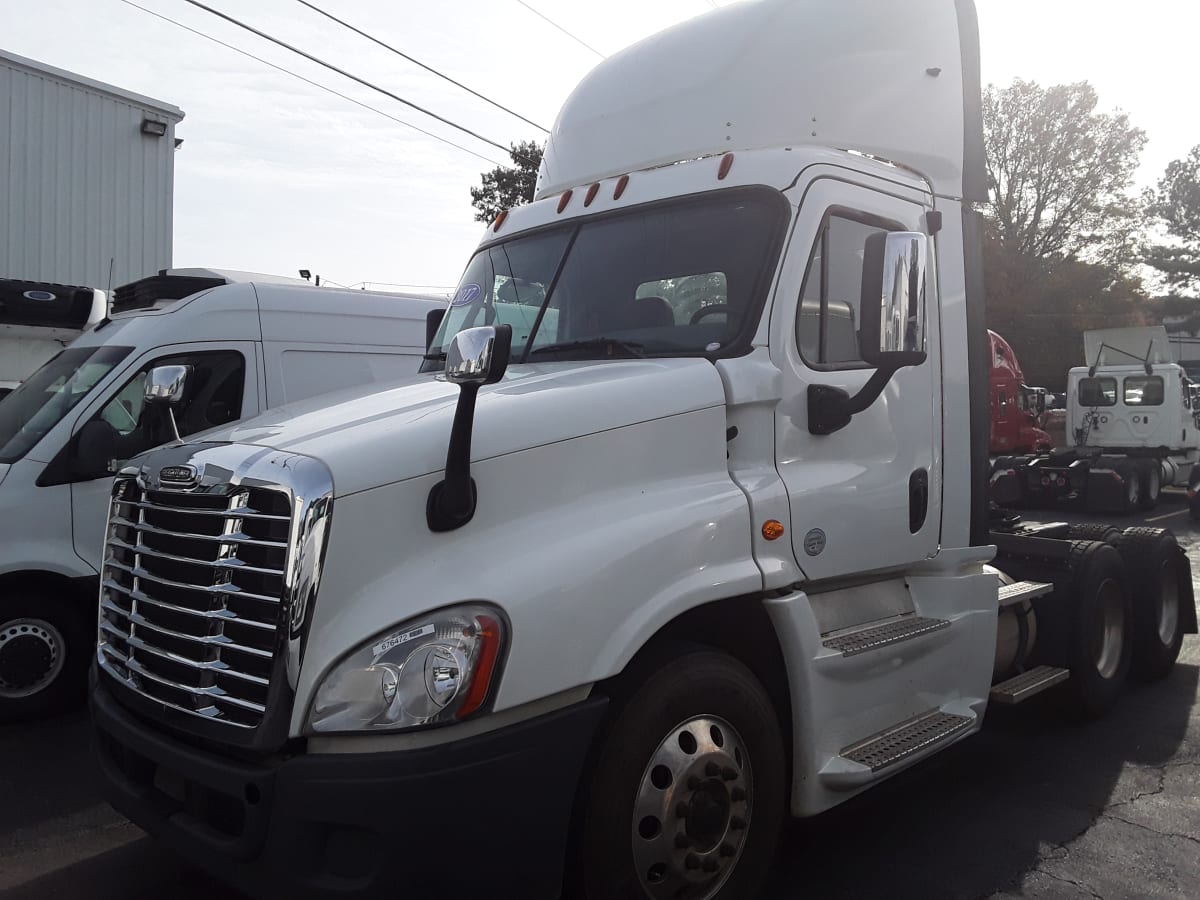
[92,679,607,899]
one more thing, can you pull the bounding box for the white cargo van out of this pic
[0,279,107,399]
[0,269,445,719]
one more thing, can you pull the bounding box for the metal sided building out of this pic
[0,49,184,289]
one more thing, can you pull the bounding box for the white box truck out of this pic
[0,269,445,720]
[90,3,1195,899]
[0,279,107,399]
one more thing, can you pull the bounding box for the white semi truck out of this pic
[90,3,1195,899]
[0,278,107,399]
[0,270,445,720]
[991,326,1200,513]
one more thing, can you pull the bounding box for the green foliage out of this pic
[1144,145,1200,297]
[469,141,544,223]
[983,79,1146,269]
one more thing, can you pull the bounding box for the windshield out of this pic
[426,189,785,365]
[0,345,133,463]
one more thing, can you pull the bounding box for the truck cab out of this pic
[989,329,1051,454]
[88,3,1195,899]
[0,270,445,720]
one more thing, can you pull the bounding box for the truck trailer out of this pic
[0,278,107,399]
[89,3,1195,899]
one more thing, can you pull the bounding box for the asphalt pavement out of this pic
[2,493,1198,899]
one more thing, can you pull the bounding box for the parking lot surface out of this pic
[2,494,1198,899]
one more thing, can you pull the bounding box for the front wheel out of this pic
[577,649,785,900]
[0,592,92,723]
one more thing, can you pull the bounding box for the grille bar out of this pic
[109,516,287,548]
[104,559,282,604]
[122,654,268,714]
[101,583,277,633]
[108,536,287,577]
[100,622,270,686]
[101,599,273,654]
[113,498,289,521]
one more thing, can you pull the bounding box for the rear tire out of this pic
[1137,460,1161,511]
[1117,464,1141,515]
[1059,541,1133,719]
[0,592,92,723]
[1066,523,1121,545]
[1113,528,1185,681]
[576,649,785,900]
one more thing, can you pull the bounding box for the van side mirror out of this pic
[143,364,191,444]
[427,326,513,532]
[425,307,446,355]
[808,231,929,435]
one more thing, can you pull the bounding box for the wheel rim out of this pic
[632,716,752,900]
[1127,474,1140,505]
[1090,578,1125,680]
[0,618,66,699]
[1155,558,1180,646]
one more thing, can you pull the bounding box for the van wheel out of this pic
[1115,528,1185,681]
[1137,461,1161,511]
[0,593,91,723]
[1063,541,1132,718]
[577,649,784,900]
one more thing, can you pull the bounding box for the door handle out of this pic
[909,468,929,534]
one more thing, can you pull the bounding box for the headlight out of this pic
[308,604,505,734]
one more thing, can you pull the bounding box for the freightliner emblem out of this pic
[159,464,198,487]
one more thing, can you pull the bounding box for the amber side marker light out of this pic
[457,614,503,718]
[584,182,600,207]
[613,174,630,200]
[718,152,735,180]
[762,520,785,541]
[493,209,509,232]
[557,189,573,213]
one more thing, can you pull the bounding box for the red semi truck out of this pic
[989,330,1051,455]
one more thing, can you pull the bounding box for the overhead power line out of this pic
[515,1,606,60]
[295,0,548,134]
[117,0,504,165]
[182,0,535,165]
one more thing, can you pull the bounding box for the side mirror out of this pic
[427,326,513,532]
[143,364,191,444]
[808,231,929,435]
[445,326,511,385]
[425,307,446,356]
[143,365,190,405]
[860,231,928,368]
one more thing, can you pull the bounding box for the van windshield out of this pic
[425,190,785,366]
[0,345,133,463]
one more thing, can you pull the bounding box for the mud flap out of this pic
[1176,545,1198,635]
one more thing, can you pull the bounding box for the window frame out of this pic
[1077,376,1118,408]
[795,205,907,373]
[1123,374,1164,407]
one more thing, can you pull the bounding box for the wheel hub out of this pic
[1090,578,1125,680]
[632,716,752,899]
[0,618,65,699]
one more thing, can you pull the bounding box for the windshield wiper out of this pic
[528,338,646,359]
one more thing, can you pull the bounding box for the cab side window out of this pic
[77,351,245,477]
[796,212,895,368]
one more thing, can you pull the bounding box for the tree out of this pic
[1144,145,1200,297]
[983,79,1146,270]
[469,141,544,223]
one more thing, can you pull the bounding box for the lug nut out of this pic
[685,853,700,870]
[703,858,719,873]
[706,762,720,777]
[731,787,746,802]
[730,816,747,831]
[721,767,737,781]
[720,842,736,857]
[675,833,691,849]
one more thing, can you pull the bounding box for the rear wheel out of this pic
[1117,464,1142,515]
[577,649,785,900]
[0,592,91,723]
[1137,460,1161,511]
[1066,523,1121,545]
[1061,542,1132,718]
[1114,528,1185,681]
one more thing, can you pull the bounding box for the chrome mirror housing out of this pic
[863,231,928,367]
[445,326,511,386]
[143,365,191,405]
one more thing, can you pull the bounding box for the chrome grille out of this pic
[97,479,294,728]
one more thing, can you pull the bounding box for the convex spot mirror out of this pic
[860,231,928,368]
[143,365,191,405]
[445,326,511,386]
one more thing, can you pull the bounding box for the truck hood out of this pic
[217,359,727,496]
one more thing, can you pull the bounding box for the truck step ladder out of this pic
[998,579,1054,607]
[841,710,974,772]
[822,616,949,656]
[989,665,1070,704]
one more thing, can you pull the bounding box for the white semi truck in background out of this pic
[0,270,445,720]
[991,326,1200,513]
[90,3,1195,899]
[0,278,107,399]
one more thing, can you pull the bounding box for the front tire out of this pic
[0,592,92,723]
[578,649,785,900]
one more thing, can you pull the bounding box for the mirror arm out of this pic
[808,367,895,436]
[427,383,481,532]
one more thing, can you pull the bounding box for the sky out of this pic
[2,0,1197,291]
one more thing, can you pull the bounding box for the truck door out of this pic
[64,344,259,574]
[772,177,941,581]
